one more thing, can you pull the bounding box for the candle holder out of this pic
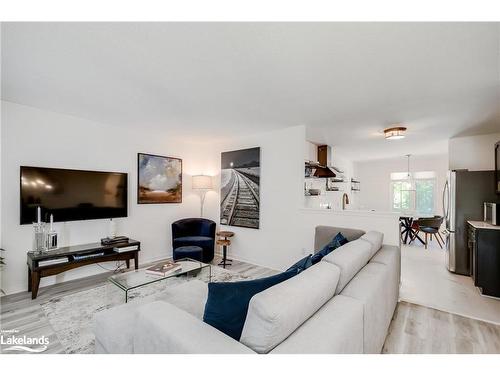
[33,222,48,253]
[46,230,58,250]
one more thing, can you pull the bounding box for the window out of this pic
[415,179,435,214]
[391,180,413,211]
[391,171,436,214]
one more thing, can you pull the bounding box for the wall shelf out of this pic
[351,178,361,192]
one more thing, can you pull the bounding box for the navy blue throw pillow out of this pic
[203,270,296,340]
[311,232,349,264]
[286,254,313,274]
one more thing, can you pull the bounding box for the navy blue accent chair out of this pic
[172,218,216,263]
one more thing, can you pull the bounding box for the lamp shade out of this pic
[192,175,213,190]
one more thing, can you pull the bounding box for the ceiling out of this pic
[2,22,499,161]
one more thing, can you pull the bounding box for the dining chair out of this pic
[410,216,444,249]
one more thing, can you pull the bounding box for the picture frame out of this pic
[137,153,182,204]
[220,147,260,229]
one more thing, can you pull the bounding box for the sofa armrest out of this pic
[133,301,255,354]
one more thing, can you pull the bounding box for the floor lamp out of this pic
[192,175,213,217]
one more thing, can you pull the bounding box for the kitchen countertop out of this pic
[467,221,500,230]
[300,207,400,217]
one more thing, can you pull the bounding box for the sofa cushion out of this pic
[95,302,137,354]
[269,295,363,354]
[321,239,372,294]
[360,231,384,257]
[286,254,313,274]
[340,262,397,354]
[369,244,401,318]
[157,279,208,319]
[240,261,340,354]
[134,301,254,354]
[94,295,156,354]
[370,245,400,273]
[203,270,296,340]
[311,232,349,264]
[94,280,208,354]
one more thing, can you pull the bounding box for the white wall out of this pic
[217,126,307,270]
[300,209,400,248]
[354,154,448,215]
[216,128,401,269]
[1,101,412,295]
[449,133,500,171]
[0,101,219,294]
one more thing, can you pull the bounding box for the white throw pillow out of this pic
[240,261,340,354]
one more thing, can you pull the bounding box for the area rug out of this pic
[41,266,249,354]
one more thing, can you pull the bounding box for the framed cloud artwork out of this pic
[137,153,182,204]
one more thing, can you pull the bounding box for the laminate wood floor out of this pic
[382,301,500,354]
[401,244,500,325]
[1,257,499,354]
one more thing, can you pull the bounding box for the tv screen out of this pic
[20,166,128,224]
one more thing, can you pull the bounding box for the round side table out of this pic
[216,231,234,268]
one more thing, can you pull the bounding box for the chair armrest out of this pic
[133,301,254,354]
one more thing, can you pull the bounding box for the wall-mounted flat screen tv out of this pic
[20,166,128,224]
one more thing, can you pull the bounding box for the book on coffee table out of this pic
[145,261,182,276]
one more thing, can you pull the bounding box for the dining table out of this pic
[399,213,434,245]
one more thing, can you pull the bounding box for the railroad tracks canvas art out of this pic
[220,147,260,229]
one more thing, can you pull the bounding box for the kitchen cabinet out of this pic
[468,221,500,298]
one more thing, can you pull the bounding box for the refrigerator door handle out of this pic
[448,171,456,232]
[445,231,456,273]
[443,180,449,221]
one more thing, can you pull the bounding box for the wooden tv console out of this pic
[26,239,140,299]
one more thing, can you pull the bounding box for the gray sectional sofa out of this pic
[94,226,400,354]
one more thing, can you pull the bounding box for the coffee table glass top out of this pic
[108,258,210,292]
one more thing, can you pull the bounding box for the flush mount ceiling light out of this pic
[384,126,407,140]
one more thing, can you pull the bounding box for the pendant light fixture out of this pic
[402,154,416,192]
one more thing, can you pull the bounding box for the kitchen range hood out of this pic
[304,145,337,178]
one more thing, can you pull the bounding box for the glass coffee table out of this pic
[108,258,211,303]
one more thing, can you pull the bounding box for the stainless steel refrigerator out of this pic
[443,170,497,275]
